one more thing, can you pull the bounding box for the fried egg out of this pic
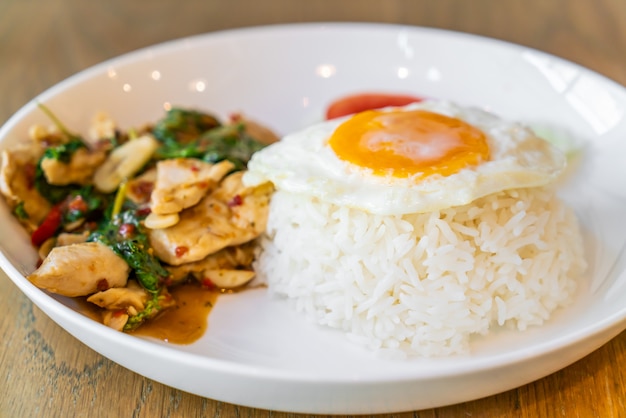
[243,100,566,215]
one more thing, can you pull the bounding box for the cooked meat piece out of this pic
[148,171,272,265]
[37,238,57,261]
[150,159,234,215]
[40,147,107,185]
[87,280,149,312]
[28,242,129,297]
[102,310,129,332]
[166,242,256,285]
[38,231,90,260]
[96,283,176,331]
[87,112,117,145]
[211,171,272,231]
[56,231,90,246]
[0,149,51,230]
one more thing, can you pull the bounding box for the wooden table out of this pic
[1,0,625,416]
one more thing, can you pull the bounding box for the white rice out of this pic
[253,187,586,357]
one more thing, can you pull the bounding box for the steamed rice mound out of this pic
[253,187,586,357]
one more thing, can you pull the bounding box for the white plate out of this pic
[1,23,626,414]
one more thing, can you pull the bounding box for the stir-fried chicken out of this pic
[38,231,91,260]
[150,159,234,215]
[87,112,117,146]
[148,171,272,265]
[0,148,51,230]
[40,147,107,186]
[28,242,130,297]
[87,280,150,313]
[4,107,277,334]
[56,231,90,246]
[166,241,256,286]
[89,281,176,331]
[102,310,130,332]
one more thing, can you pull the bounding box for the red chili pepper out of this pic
[96,278,110,291]
[31,203,63,247]
[325,93,423,120]
[196,181,209,189]
[84,221,98,231]
[129,181,154,203]
[68,195,88,213]
[201,278,216,290]
[227,194,243,208]
[175,246,189,258]
[112,309,126,318]
[118,223,135,238]
[24,163,37,190]
[136,206,152,217]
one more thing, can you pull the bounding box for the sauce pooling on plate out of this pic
[78,283,219,344]
[130,283,218,344]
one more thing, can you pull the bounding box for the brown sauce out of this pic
[76,297,104,322]
[76,282,219,345]
[130,283,219,344]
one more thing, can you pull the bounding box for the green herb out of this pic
[34,104,89,204]
[34,165,77,204]
[13,201,29,220]
[123,291,166,331]
[37,102,83,143]
[199,123,266,170]
[34,139,88,204]
[152,107,221,146]
[88,203,169,293]
[42,139,86,163]
[152,108,265,169]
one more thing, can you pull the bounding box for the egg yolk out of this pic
[328,109,490,178]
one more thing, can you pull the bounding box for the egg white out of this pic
[243,100,566,215]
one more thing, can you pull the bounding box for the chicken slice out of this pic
[40,147,107,186]
[150,158,234,215]
[38,231,90,260]
[0,149,51,230]
[102,310,129,332]
[148,171,272,265]
[210,171,273,231]
[87,280,149,313]
[87,111,117,145]
[28,242,129,297]
[165,242,256,285]
[56,231,90,246]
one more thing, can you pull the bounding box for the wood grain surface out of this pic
[1,0,626,417]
